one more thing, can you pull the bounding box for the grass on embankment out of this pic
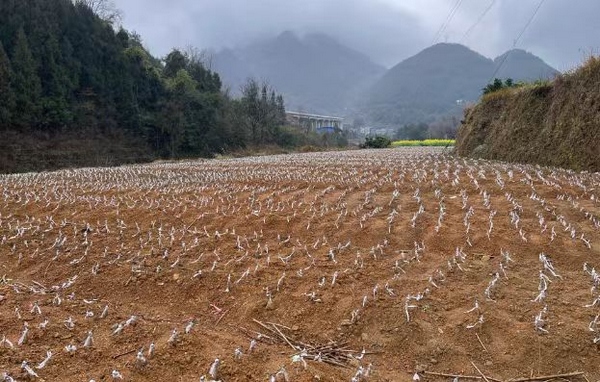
[456,56,600,172]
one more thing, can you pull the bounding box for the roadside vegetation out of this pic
[392,139,455,147]
[482,78,521,95]
[360,135,392,149]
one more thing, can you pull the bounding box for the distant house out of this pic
[286,111,344,133]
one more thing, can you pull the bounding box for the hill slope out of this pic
[364,43,559,126]
[456,57,600,172]
[494,49,559,80]
[213,31,386,115]
[0,0,293,174]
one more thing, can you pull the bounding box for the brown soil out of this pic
[1,147,599,381]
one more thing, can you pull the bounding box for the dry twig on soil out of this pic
[506,372,585,382]
[424,370,586,382]
[424,371,500,381]
[252,318,364,367]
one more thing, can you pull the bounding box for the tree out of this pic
[240,78,261,144]
[0,40,14,128]
[11,27,41,130]
[73,0,122,25]
[482,78,517,95]
[163,49,188,78]
[116,28,129,48]
[187,53,221,92]
[0,0,298,172]
[39,33,73,129]
[237,79,287,145]
[160,68,197,156]
[276,95,286,125]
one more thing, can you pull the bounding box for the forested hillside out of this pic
[0,0,293,173]
[364,43,559,126]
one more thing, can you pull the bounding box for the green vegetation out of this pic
[0,0,331,173]
[482,78,519,95]
[360,135,392,149]
[482,77,555,97]
[391,139,455,147]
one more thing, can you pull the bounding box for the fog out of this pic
[113,0,600,70]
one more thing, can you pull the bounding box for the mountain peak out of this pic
[212,31,385,114]
[495,48,537,60]
[428,42,474,50]
[493,49,559,80]
[416,43,491,61]
[303,32,339,45]
[275,30,299,43]
[365,43,558,126]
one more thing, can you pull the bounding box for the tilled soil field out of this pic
[1,147,599,381]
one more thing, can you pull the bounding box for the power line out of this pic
[461,0,496,43]
[434,0,463,44]
[489,0,546,81]
[513,0,546,48]
[431,0,464,45]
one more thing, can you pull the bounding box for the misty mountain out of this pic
[493,49,559,80]
[213,31,385,115]
[364,43,559,126]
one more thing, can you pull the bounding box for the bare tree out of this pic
[184,46,215,71]
[73,0,122,26]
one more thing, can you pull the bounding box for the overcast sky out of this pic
[113,0,600,71]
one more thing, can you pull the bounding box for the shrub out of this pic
[482,78,522,95]
[360,135,392,149]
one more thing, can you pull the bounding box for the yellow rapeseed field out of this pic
[391,139,455,147]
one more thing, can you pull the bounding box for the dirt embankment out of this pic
[456,57,600,172]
